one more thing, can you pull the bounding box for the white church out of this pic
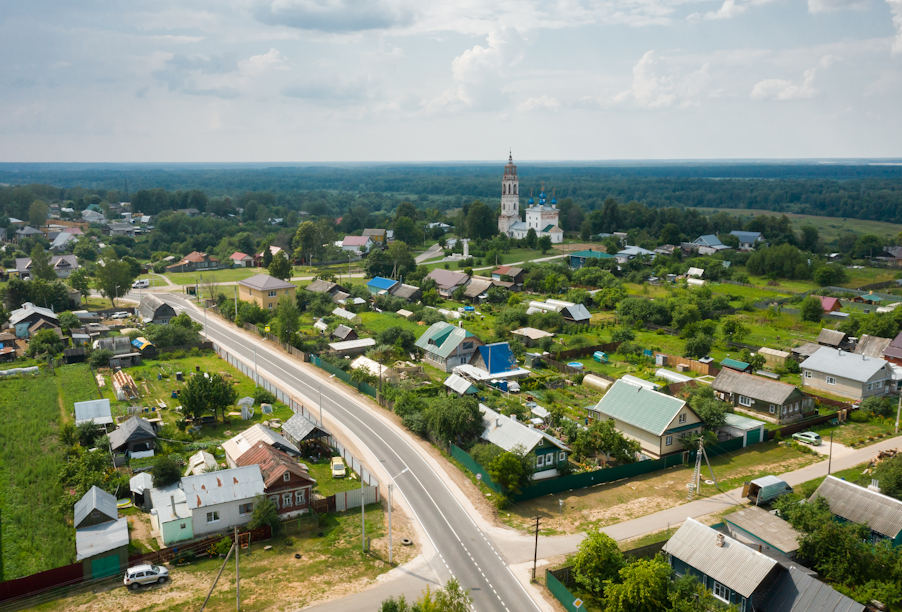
[497,154,564,243]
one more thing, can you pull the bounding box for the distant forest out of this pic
[2,162,902,222]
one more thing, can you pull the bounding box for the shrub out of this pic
[214,537,233,556]
[849,410,870,423]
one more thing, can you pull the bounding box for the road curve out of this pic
[155,293,542,612]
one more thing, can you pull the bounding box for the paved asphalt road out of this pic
[154,292,541,612]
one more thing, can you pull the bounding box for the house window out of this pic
[270,495,280,508]
[268,303,274,309]
[239,502,253,515]
[769,404,775,413]
[282,493,293,508]
[665,435,673,446]
[712,581,729,603]
[268,291,277,297]
[558,451,566,462]
[826,376,836,385]
[876,380,883,388]
[206,511,220,523]
[462,342,473,350]
[738,395,752,407]
[678,413,686,424]
[536,454,545,468]
[180,523,186,529]
[283,472,291,482]
[296,490,305,505]
[804,371,812,379]
[868,383,873,391]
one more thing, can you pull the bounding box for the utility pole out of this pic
[253,345,258,387]
[235,526,240,611]
[828,429,834,475]
[388,467,408,565]
[319,384,323,425]
[200,540,236,611]
[896,393,901,435]
[361,471,366,553]
[234,285,238,320]
[532,516,541,581]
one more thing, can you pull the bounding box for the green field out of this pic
[139,267,261,286]
[0,372,74,580]
[694,207,902,242]
[56,363,101,419]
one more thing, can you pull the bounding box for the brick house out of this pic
[236,443,316,515]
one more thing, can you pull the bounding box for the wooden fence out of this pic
[654,352,720,377]
[553,342,621,361]
[0,563,84,604]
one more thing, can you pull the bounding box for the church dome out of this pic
[539,191,546,199]
[551,198,557,204]
[527,198,534,204]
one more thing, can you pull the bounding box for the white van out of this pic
[132,279,150,289]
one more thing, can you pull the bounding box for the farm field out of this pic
[0,372,74,580]
[499,440,822,535]
[34,504,414,612]
[693,207,902,242]
[56,363,102,419]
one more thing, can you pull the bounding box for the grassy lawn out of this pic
[306,459,366,497]
[693,207,902,242]
[358,311,424,337]
[56,363,102,419]
[807,414,898,448]
[0,372,75,580]
[791,462,871,498]
[499,440,821,535]
[95,351,294,443]
[139,267,260,286]
[34,504,411,612]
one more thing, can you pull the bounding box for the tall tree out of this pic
[28,200,49,228]
[273,294,299,343]
[268,252,292,280]
[66,268,91,302]
[94,249,138,306]
[29,244,56,281]
[181,372,238,422]
[393,216,423,246]
[464,200,496,240]
[572,528,625,596]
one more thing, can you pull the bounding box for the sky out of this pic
[1,0,901,162]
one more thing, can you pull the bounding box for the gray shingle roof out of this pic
[817,328,847,347]
[426,269,470,291]
[712,369,800,405]
[853,334,891,359]
[463,279,493,298]
[663,518,779,598]
[810,476,902,539]
[479,404,568,454]
[800,347,889,383]
[389,283,420,300]
[74,485,118,528]
[282,413,329,444]
[238,274,295,291]
[761,567,865,612]
[562,304,591,322]
[305,279,340,294]
[332,324,355,340]
[108,416,156,451]
[138,294,171,321]
[75,517,129,561]
[724,506,800,554]
[592,379,690,436]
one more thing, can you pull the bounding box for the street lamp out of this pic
[115,285,120,308]
[387,467,409,564]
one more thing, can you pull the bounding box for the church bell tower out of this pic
[498,152,520,236]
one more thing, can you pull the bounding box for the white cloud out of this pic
[517,95,560,112]
[889,0,902,55]
[751,68,818,99]
[807,0,868,13]
[238,48,288,75]
[705,0,778,20]
[613,51,710,108]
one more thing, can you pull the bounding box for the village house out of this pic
[109,416,157,465]
[149,482,193,545]
[238,274,297,309]
[816,328,848,349]
[254,245,283,267]
[236,443,316,515]
[362,228,387,245]
[138,294,177,325]
[415,321,484,372]
[810,476,902,546]
[712,369,813,424]
[222,423,301,468]
[590,379,704,459]
[729,230,764,250]
[181,465,265,538]
[366,276,398,295]
[818,296,842,313]
[478,404,570,479]
[341,235,372,253]
[568,250,614,270]
[229,252,253,268]
[74,486,129,579]
[9,302,59,338]
[331,324,358,342]
[304,279,346,301]
[389,282,422,302]
[15,254,79,279]
[425,269,470,298]
[165,251,220,273]
[800,347,891,401]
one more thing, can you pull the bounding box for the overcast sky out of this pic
[1,0,901,162]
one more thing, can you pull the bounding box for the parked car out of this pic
[124,564,169,590]
[792,431,822,446]
[132,279,150,289]
[110,311,130,319]
[331,456,346,478]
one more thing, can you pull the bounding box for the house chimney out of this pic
[715,533,725,548]
[869,479,881,493]
[495,418,500,427]
[170,495,176,511]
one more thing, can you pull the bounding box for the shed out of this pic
[721,358,750,372]
[331,324,358,342]
[561,304,592,324]
[75,486,118,529]
[108,416,156,459]
[129,472,154,510]
[187,450,217,476]
[350,355,399,383]
[721,412,766,447]
[444,373,478,396]
[282,413,331,448]
[74,399,113,428]
[759,347,790,368]
[510,327,554,347]
[366,276,399,295]
[75,517,129,578]
[854,334,891,359]
[816,328,847,348]
[723,505,800,558]
[396,309,414,320]
[328,337,376,357]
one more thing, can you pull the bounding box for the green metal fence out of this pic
[310,355,379,400]
[546,569,582,612]
[451,435,744,503]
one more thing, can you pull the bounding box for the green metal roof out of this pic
[570,250,613,259]
[593,379,689,436]
[415,321,478,359]
[721,358,750,370]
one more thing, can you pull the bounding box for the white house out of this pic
[341,236,372,253]
[181,466,265,538]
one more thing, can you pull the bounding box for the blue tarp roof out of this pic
[476,343,517,374]
[367,277,398,291]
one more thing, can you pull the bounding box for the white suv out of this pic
[124,564,169,590]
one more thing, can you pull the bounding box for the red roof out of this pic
[182,251,218,263]
[493,266,512,275]
[819,296,841,312]
[235,443,315,490]
[63,227,84,235]
[229,252,250,260]
[343,236,371,246]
